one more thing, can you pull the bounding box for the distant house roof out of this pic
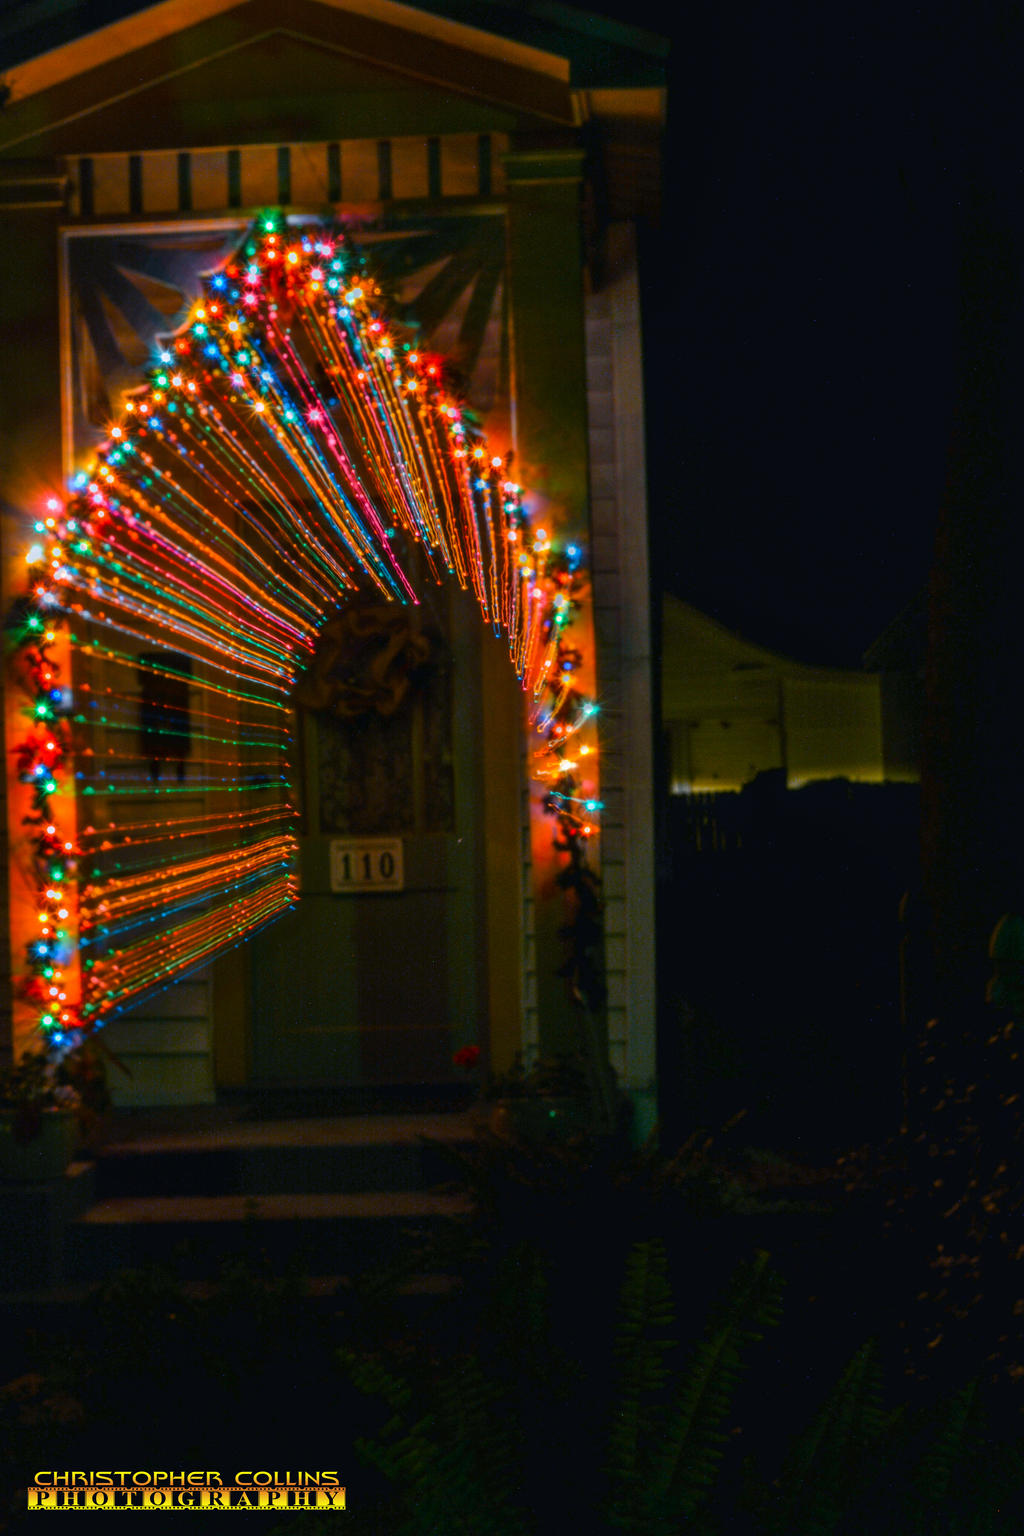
[862,587,928,673]
[663,594,880,691]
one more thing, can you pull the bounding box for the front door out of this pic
[249,578,486,1087]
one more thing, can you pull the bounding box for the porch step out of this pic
[61,1109,479,1285]
[92,1113,476,1198]
[66,1188,473,1282]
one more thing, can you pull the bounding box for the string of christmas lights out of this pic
[13,216,602,1047]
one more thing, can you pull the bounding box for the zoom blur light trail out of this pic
[14,217,601,1044]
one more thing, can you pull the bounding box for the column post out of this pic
[0,159,68,1060]
[503,140,602,1064]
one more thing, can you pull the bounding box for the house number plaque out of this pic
[329,838,404,893]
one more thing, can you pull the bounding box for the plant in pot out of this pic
[0,1034,114,1180]
[0,1047,79,1182]
[55,1033,115,1149]
[481,1051,594,1143]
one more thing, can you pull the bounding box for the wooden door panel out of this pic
[249,586,485,1087]
[249,881,469,1085]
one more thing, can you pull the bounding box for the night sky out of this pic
[613,1,970,667]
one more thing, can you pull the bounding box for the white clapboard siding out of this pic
[102,975,215,1107]
[87,792,216,1106]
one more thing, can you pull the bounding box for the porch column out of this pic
[0,159,68,1060]
[503,142,600,1062]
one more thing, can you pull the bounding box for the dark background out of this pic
[601,0,965,667]
[589,0,986,1148]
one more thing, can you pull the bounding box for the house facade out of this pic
[0,0,662,1134]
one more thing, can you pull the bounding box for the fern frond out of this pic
[606,1238,677,1514]
[961,1439,1024,1536]
[613,1239,675,1360]
[652,1250,783,1521]
[345,1344,528,1536]
[340,1348,414,1415]
[764,1339,891,1536]
[913,1378,978,1505]
[606,1246,781,1534]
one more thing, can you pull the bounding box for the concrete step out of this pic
[59,1110,481,1285]
[66,1188,473,1282]
[92,1114,477,1198]
[0,1110,482,1289]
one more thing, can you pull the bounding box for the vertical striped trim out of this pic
[376,139,392,201]
[478,134,492,196]
[128,154,143,214]
[65,136,509,217]
[427,137,442,199]
[177,151,192,211]
[327,142,342,202]
[276,145,291,205]
[227,148,242,208]
[78,156,94,217]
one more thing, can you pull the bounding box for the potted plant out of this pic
[0,1048,79,1182]
[481,1052,594,1143]
[0,1033,116,1179]
[55,1033,115,1150]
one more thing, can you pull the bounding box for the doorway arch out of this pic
[15,218,599,1056]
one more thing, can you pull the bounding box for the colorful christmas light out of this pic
[13,217,601,1044]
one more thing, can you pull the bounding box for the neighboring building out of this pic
[0,0,663,1134]
[660,594,922,1151]
[662,594,913,794]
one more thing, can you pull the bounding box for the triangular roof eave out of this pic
[0,0,590,157]
[1,0,668,89]
[2,0,571,101]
